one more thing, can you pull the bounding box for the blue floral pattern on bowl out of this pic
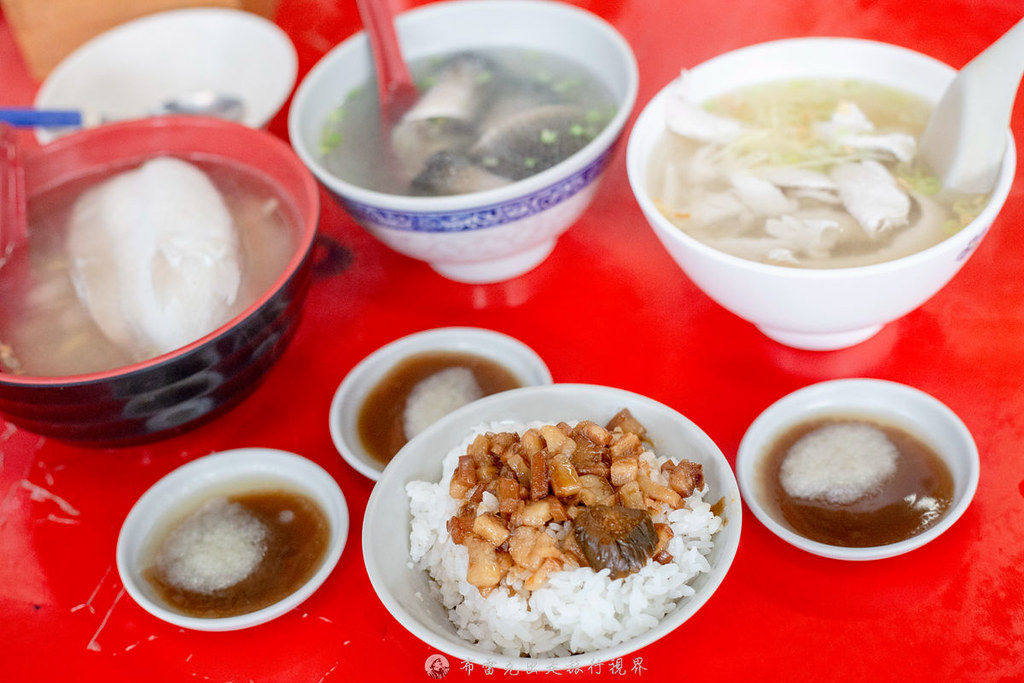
[337,148,614,233]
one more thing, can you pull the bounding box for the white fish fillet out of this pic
[814,100,917,163]
[829,160,911,238]
[666,71,745,144]
[765,214,841,259]
[729,172,796,216]
[758,166,837,192]
[68,157,242,360]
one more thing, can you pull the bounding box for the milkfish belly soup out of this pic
[0,156,295,377]
[407,409,723,657]
[319,48,618,196]
[646,77,991,268]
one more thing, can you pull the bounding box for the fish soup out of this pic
[0,156,296,377]
[646,77,990,268]
[319,47,617,196]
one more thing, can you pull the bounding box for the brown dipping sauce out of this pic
[358,350,522,465]
[144,490,330,618]
[759,417,954,547]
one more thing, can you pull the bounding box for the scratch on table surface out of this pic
[19,479,80,517]
[71,564,112,614]
[86,587,125,652]
[44,512,81,525]
[317,662,340,682]
[317,615,333,623]
[35,460,55,487]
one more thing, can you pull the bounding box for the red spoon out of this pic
[355,0,420,129]
[0,123,28,264]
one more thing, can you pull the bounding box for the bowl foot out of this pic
[757,323,884,351]
[430,239,557,284]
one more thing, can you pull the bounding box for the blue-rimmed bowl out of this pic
[288,0,637,284]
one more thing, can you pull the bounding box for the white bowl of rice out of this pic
[362,383,741,671]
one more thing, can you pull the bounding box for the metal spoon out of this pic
[0,91,247,129]
[919,16,1024,194]
[150,90,246,120]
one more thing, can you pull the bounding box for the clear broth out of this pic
[0,157,296,377]
[319,46,617,195]
[647,78,990,268]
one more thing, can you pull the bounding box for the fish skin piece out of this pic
[410,151,511,196]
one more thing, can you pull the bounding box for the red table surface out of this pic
[2,0,1023,680]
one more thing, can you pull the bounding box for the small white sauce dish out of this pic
[116,448,348,631]
[736,378,979,561]
[34,7,297,143]
[329,327,552,481]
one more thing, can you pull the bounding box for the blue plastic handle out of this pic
[0,108,84,128]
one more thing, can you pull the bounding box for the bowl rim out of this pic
[287,0,639,214]
[625,35,1017,279]
[735,377,980,561]
[34,6,298,144]
[328,326,553,480]
[115,447,349,631]
[361,382,742,670]
[1,116,320,387]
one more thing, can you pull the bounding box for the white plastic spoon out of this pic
[919,16,1024,194]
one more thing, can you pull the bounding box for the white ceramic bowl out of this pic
[116,448,348,631]
[288,0,638,284]
[362,383,742,671]
[329,327,552,480]
[35,8,297,143]
[736,378,979,560]
[626,37,1016,350]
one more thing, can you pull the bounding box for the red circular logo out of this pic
[425,654,450,679]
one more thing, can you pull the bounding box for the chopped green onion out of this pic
[318,129,343,156]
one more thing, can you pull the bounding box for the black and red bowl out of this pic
[0,117,320,446]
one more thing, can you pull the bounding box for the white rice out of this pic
[407,421,722,657]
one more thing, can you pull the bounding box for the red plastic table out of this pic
[2,1,1023,681]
